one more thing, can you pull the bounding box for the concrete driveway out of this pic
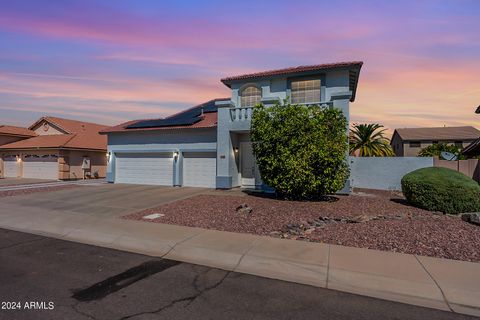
[0,183,208,218]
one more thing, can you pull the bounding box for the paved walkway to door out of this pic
[0,184,478,318]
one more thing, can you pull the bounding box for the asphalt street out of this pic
[0,228,475,320]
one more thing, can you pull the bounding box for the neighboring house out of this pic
[462,138,480,157]
[0,125,36,146]
[0,116,108,180]
[390,126,480,157]
[101,61,363,189]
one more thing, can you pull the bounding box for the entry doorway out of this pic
[240,142,262,188]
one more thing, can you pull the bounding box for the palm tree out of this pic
[349,123,395,157]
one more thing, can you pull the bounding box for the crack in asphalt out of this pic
[71,302,99,320]
[117,269,231,320]
[0,237,49,251]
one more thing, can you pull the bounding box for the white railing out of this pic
[229,102,334,122]
[230,107,253,122]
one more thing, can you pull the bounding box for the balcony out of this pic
[229,101,333,123]
[230,107,253,122]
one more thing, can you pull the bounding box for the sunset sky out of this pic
[0,0,479,134]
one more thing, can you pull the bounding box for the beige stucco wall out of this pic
[65,150,107,179]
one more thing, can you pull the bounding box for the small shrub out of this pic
[401,167,480,214]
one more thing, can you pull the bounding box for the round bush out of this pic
[401,167,480,214]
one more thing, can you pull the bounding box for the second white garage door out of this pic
[23,155,59,179]
[115,153,174,186]
[182,152,216,188]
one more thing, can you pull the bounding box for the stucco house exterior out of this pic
[101,61,363,189]
[390,126,480,157]
[0,116,108,180]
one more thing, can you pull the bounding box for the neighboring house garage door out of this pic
[182,152,216,188]
[23,154,59,179]
[3,155,19,177]
[115,153,173,186]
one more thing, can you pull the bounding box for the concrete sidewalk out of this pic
[0,202,478,317]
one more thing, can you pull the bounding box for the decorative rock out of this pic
[235,203,252,214]
[461,213,480,226]
[350,214,371,223]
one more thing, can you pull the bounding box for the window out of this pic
[454,141,463,148]
[291,79,321,104]
[432,141,438,145]
[409,141,421,148]
[240,86,261,107]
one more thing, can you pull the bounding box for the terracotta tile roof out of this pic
[220,61,363,102]
[0,125,36,137]
[29,116,107,134]
[0,116,108,151]
[100,99,225,134]
[394,126,480,141]
[221,61,363,82]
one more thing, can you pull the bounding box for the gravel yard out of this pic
[123,189,480,262]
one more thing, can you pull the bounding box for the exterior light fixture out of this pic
[16,155,21,162]
[173,151,179,160]
[234,147,239,153]
[106,152,111,162]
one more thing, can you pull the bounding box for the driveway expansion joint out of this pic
[414,254,454,313]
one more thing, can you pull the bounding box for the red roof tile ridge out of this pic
[221,61,363,82]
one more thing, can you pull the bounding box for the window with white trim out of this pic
[240,86,261,107]
[291,79,321,104]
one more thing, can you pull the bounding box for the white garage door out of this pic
[115,153,173,186]
[23,155,58,179]
[183,152,216,188]
[3,156,19,178]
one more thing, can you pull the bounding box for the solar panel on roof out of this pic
[126,99,218,129]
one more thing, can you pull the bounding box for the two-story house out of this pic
[100,61,363,189]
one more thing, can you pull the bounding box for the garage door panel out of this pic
[23,155,58,179]
[182,152,216,188]
[3,157,18,178]
[115,153,173,186]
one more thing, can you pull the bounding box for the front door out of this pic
[240,142,261,187]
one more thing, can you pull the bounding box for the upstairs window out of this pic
[240,86,261,107]
[291,79,321,104]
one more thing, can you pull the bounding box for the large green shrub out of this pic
[401,167,480,214]
[250,102,349,199]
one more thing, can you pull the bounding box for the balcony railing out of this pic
[230,107,253,122]
[229,102,334,122]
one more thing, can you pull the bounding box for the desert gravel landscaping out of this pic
[124,189,480,263]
